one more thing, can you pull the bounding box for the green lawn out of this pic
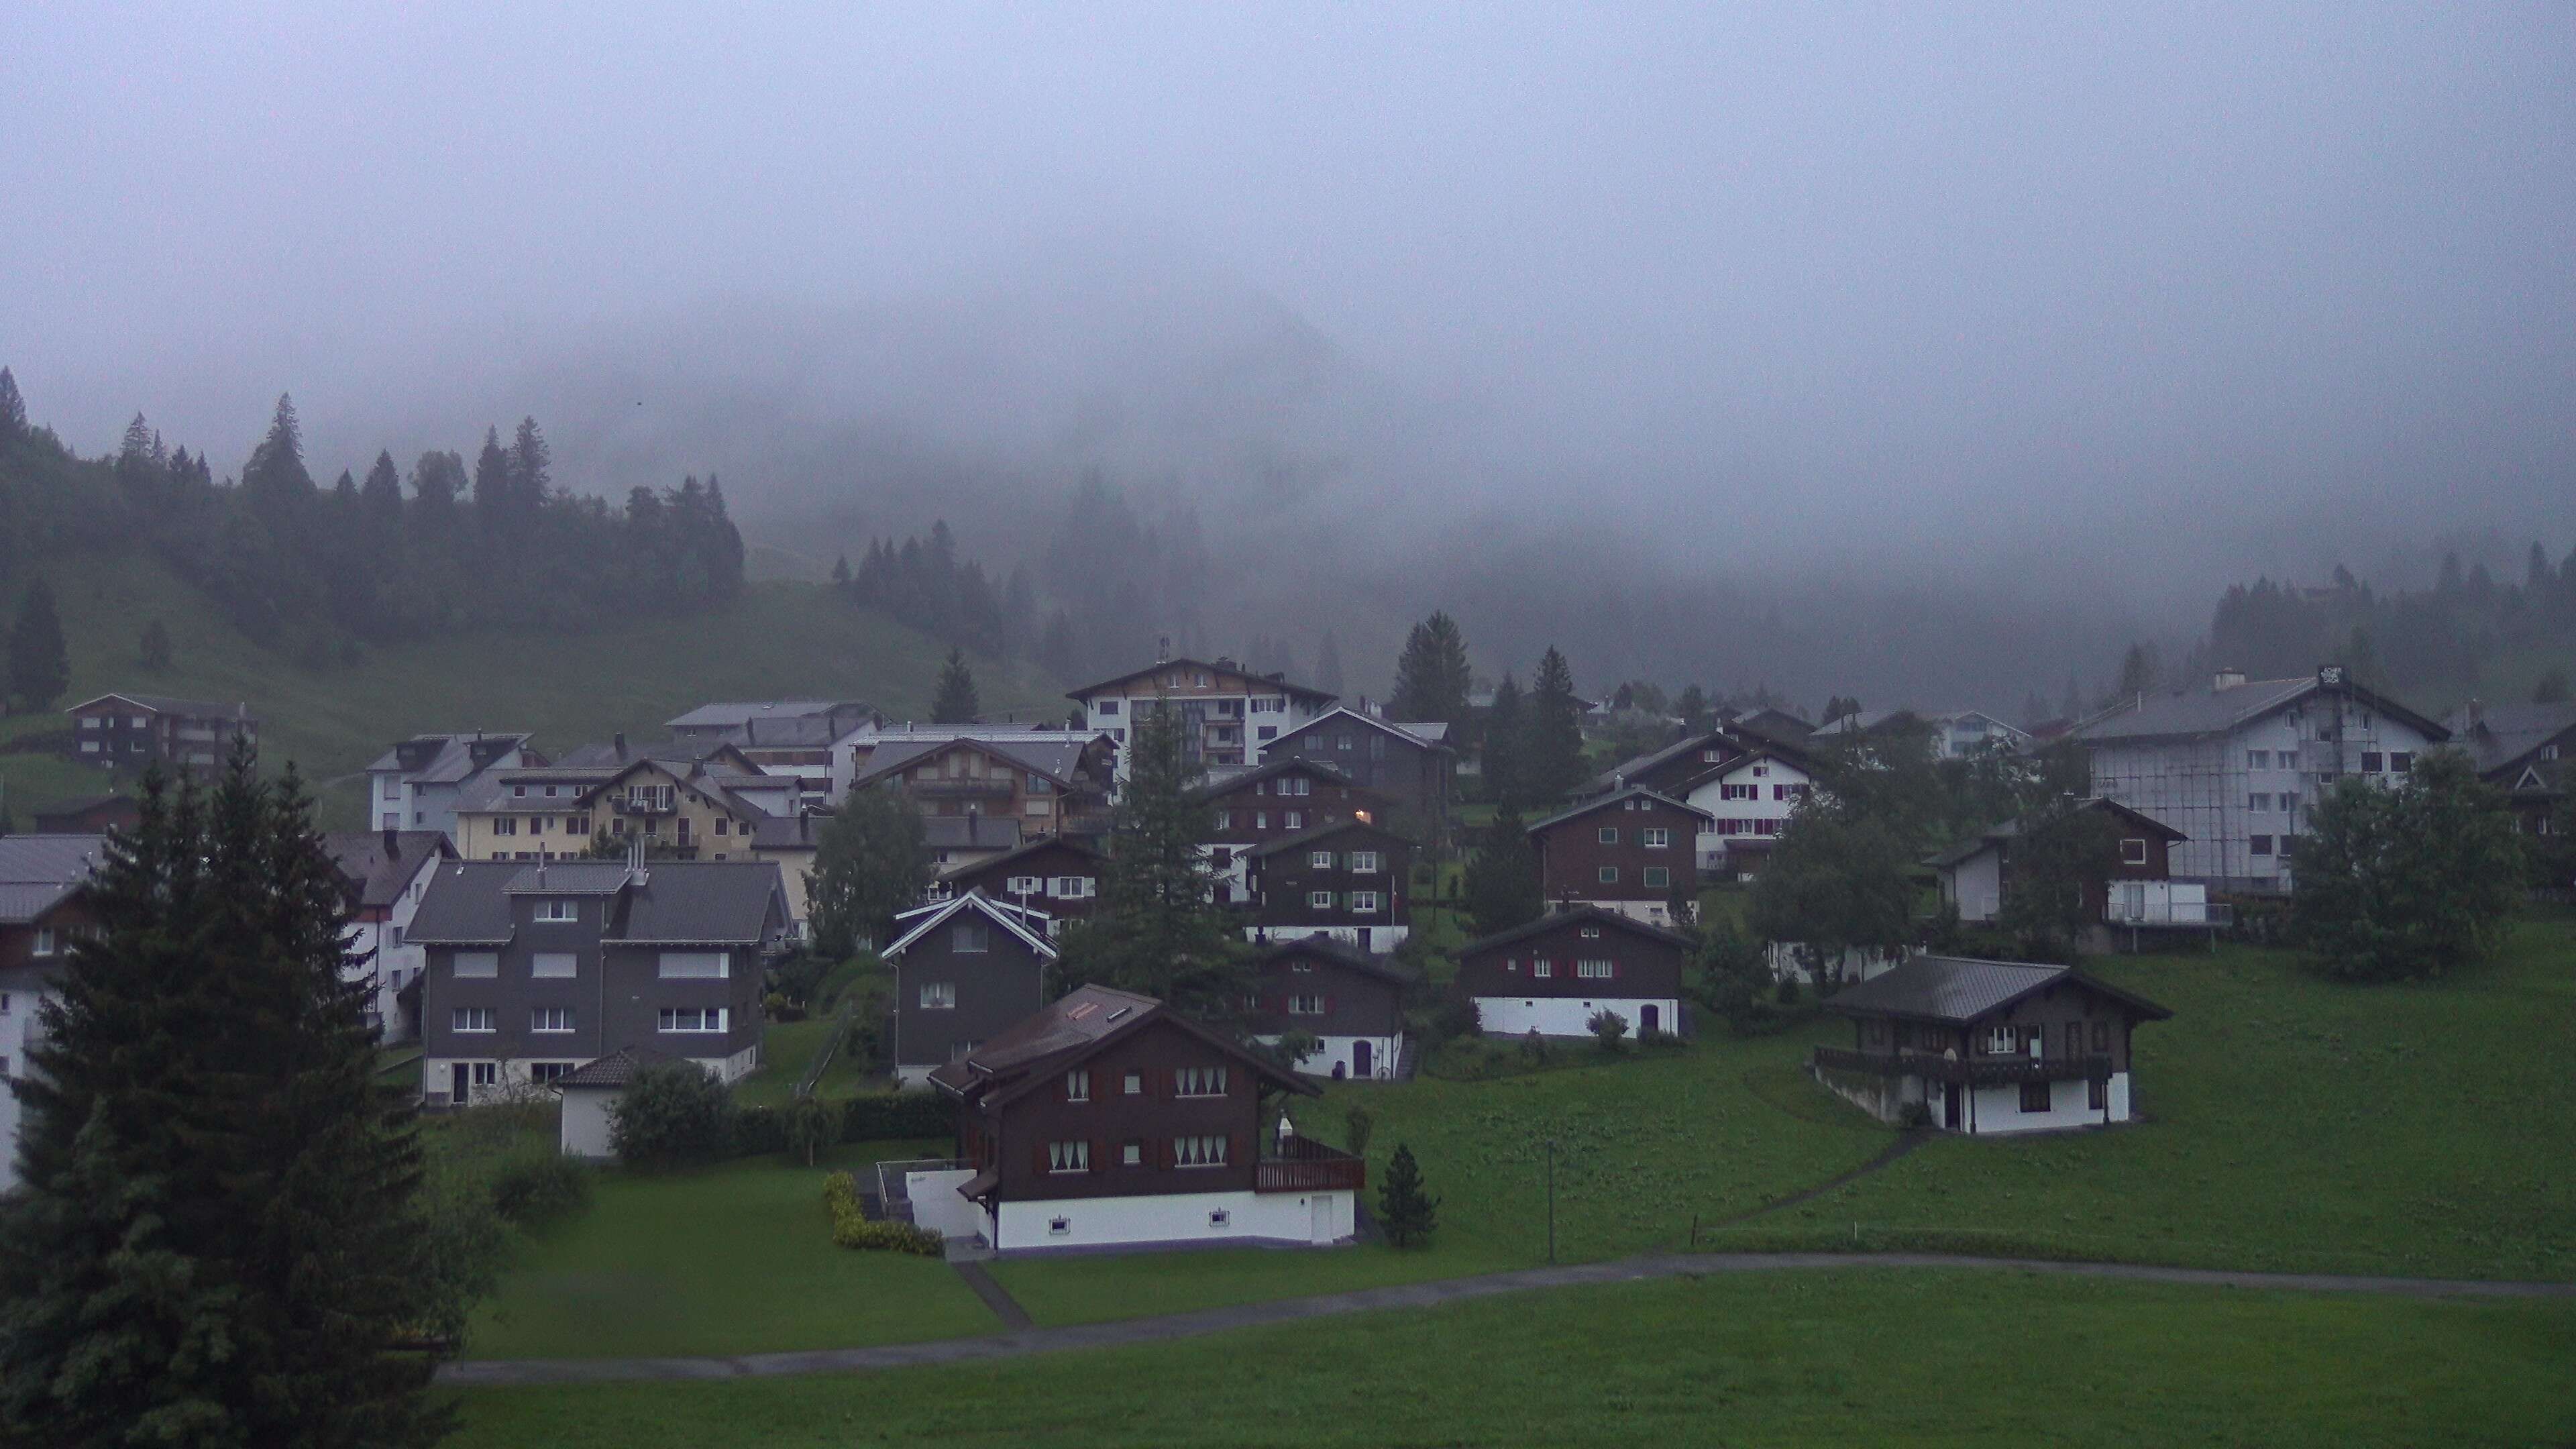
[1711,916,2576,1281]
[5,549,1065,824]
[464,1141,996,1360]
[448,1268,2576,1448]
[986,1026,1892,1326]
[730,1018,841,1109]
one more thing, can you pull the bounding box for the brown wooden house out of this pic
[1526,786,1712,929]
[933,835,1108,933]
[1240,818,1415,953]
[1192,758,1391,904]
[1245,934,1415,1081]
[1454,905,1694,1041]
[1259,708,1455,848]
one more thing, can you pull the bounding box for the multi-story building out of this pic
[830,724,1114,802]
[883,892,1057,1088]
[1193,758,1389,904]
[1258,708,1454,847]
[1928,799,2223,946]
[0,835,109,1191]
[66,692,258,773]
[1816,708,2031,759]
[1576,730,1819,879]
[322,829,457,1040]
[451,739,787,864]
[1455,906,1693,1039]
[1526,786,1711,928]
[932,836,1109,933]
[2445,700,2576,840]
[2074,667,2449,891]
[409,856,788,1105]
[1069,654,1335,780]
[1245,934,1414,1081]
[848,733,1116,839]
[364,732,540,835]
[1240,819,1415,953]
[666,699,878,747]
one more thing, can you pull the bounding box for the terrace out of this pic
[1255,1134,1366,1193]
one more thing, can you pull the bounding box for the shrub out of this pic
[1775,974,1804,1006]
[610,1063,737,1171]
[1637,1024,1676,1049]
[1519,1028,1548,1066]
[1587,1008,1629,1053]
[1377,1143,1440,1248]
[1896,1099,1933,1130]
[782,1093,837,1166]
[821,1171,943,1254]
[1343,1102,1376,1158]
[486,1146,592,1228]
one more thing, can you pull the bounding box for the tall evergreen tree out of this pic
[1376,1143,1440,1248]
[932,648,981,723]
[240,393,315,531]
[470,427,511,529]
[1461,807,1542,936]
[1055,702,1250,1026]
[508,417,551,512]
[1388,610,1472,729]
[1482,672,1525,808]
[0,366,24,440]
[0,759,454,1446]
[409,449,465,517]
[806,786,933,959]
[1676,684,1711,733]
[6,580,68,713]
[1521,646,1589,803]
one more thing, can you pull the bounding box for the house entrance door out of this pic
[1941,1084,1962,1130]
[1641,1004,1660,1034]
[451,1063,470,1105]
[1352,1040,1372,1078]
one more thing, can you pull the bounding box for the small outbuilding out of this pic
[555,1045,682,1159]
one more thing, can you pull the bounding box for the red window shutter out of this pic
[1326,994,1336,1014]
[1034,1139,1049,1174]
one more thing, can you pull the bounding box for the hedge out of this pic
[821,1171,943,1254]
[733,1091,952,1159]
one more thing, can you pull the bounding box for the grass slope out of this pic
[1713,916,2576,1281]
[466,1142,994,1360]
[3,550,1063,823]
[449,1269,2576,1448]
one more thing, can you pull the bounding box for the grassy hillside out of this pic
[0,550,1065,827]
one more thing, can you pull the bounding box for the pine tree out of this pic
[1377,1142,1440,1248]
[140,619,174,672]
[932,647,981,723]
[471,427,511,529]
[831,554,852,590]
[1676,684,1711,733]
[1313,630,1346,696]
[1521,646,1588,803]
[6,580,68,713]
[0,366,25,440]
[1462,807,1542,936]
[240,393,316,530]
[1388,610,1472,728]
[1055,702,1250,1026]
[509,417,551,511]
[1482,672,1525,808]
[0,759,454,1446]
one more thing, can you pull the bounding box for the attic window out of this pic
[1106,1006,1132,1022]
[2121,838,2148,865]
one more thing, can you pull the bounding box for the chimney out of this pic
[2467,698,2485,729]
[614,732,628,761]
[382,825,398,859]
[1157,635,1171,663]
[2212,668,2247,692]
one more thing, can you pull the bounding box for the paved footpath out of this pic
[436,1252,2576,1388]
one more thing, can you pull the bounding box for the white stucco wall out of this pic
[1241,922,1412,952]
[906,1167,986,1239]
[1570,899,1686,930]
[1471,996,1679,1039]
[0,985,49,1193]
[1945,850,2003,922]
[559,1087,619,1158]
[994,1187,1354,1252]
[1964,1073,2131,1134]
[1255,1032,1404,1081]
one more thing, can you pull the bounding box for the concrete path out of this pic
[949,1260,1035,1331]
[434,1251,2576,1388]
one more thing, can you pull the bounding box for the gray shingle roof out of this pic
[667,700,870,731]
[407,859,784,946]
[924,816,1023,852]
[405,861,525,944]
[1246,816,1416,859]
[0,834,113,887]
[363,733,535,784]
[1265,708,1451,755]
[503,861,635,895]
[555,1045,681,1089]
[853,735,1095,791]
[2444,702,2576,776]
[617,863,786,943]
[928,985,1318,1105]
[321,831,455,909]
[1824,954,2174,1024]
[1525,785,1714,835]
[1187,756,1358,802]
[1253,932,1417,985]
[934,832,1105,881]
[1457,904,1699,957]
[748,813,827,851]
[2074,675,2450,746]
[69,692,258,722]
[1067,658,1336,706]
[1925,798,2186,870]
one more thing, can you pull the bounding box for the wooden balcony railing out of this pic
[1255,1136,1366,1193]
[1813,1045,2113,1086]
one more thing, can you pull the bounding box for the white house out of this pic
[323,830,457,1040]
[365,733,539,837]
[1679,749,1817,879]
[1067,652,1336,780]
[2073,667,2449,891]
[1817,708,2031,760]
[555,1045,688,1159]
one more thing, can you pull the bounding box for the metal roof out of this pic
[320,831,455,908]
[1264,707,1452,755]
[2074,674,2449,746]
[2444,702,2576,776]
[1825,954,2174,1025]
[881,890,1057,961]
[666,700,869,731]
[1458,903,1699,957]
[1186,756,1359,802]
[1525,785,1715,835]
[1246,816,1417,859]
[0,834,112,886]
[405,861,527,943]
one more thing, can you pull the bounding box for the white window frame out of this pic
[659,951,729,979]
[1048,1140,1091,1173]
[1349,890,1381,913]
[451,1007,496,1033]
[531,1006,575,1033]
[1065,1069,1091,1102]
[919,981,957,1010]
[1307,890,1335,910]
[1172,1134,1228,1168]
[535,899,576,922]
[1175,1066,1229,1097]
[657,1006,729,1032]
[1289,994,1325,1016]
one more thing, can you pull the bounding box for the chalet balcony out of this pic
[2105,900,2234,927]
[1812,1045,2114,1086]
[1255,1136,1366,1194]
[612,796,677,816]
[912,778,1016,799]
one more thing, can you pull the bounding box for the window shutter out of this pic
[1034,1139,1049,1174]
[1326,994,1336,1014]
[1093,1138,1106,1175]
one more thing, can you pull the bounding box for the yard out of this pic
[447,1267,2576,1448]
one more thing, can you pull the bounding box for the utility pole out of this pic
[1545,1138,1557,1265]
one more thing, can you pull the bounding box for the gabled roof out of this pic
[1818,708,2029,739]
[667,700,871,732]
[924,816,1024,853]
[364,733,536,783]
[1824,954,2174,1025]
[0,834,107,926]
[67,692,258,722]
[405,859,784,946]
[1263,707,1452,755]
[504,861,636,895]
[1186,755,1361,802]
[2074,672,2449,747]
[748,812,829,851]
[1526,786,1715,835]
[928,985,1316,1105]
[1733,708,1815,743]
[457,749,775,820]
[551,737,763,773]
[1458,903,1699,957]
[1068,657,1336,708]
[852,735,1095,792]
[405,861,526,944]
[1252,932,1417,986]
[2443,702,2576,778]
[1580,730,1738,796]
[883,889,1057,960]
[936,833,1107,882]
[555,1045,680,1089]
[320,831,457,908]
[1246,816,1418,859]
[1925,798,2185,870]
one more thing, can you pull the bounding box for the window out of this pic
[1597,826,1619,845]
[1214,810,1232,830]
[32,928,56,957]
[1008,875,1042,895]
[1722,782,1756,800]
[2019,1080,2051,1113]
[472,1063,498,1086]
[1642,828,1669,848]
[2390,751,2414,773]
[2247,793,2271,812]
[1256,726,1276,741]
[492,817,518,836]
[2247,749,2271,769]
[2121,838,2148,865]
[1051,876,1093,898]
[1349,890,1381,913]
[1642,867,1669,889]
[1047,1140,1091,1173]
[531,1062,573,1083]
[2088,1077,2108,1110]
[658,1007,729,1032]
[451,1007,496,1033]
[568,814,591,835]
[919,981,956,1010]
[2361,751,2383,773]
[531,952,577,979]
[513,784,527,798]
[2250,835,2274,857]
[1279,776,1309,796]
[2281,791,2300,812]
[1289,994,1325,1015]
[454,952,499,979]
[953,920,989,953]
[0,993,9,1014]
[1065,1069,1091,1102]
[1175,1066,1228,1097]
[1122,1140,1144,1166]
[535,899,577,922]
[1172,1134,1228,1168]
[1984,1025,2019,1055]
[1532,957,1553,978]
[531,1007,574,1033]
[1097,699,1121,716]
[1310,849,1335,869]
[1597,865,1619,884]
[1283,810,1305,830]
[659,951,729,979]
[1123,1071,1142,1095]
[1577,958,1615,979]
[1581,925,1601,938]
[1308,890,1335,909]
[1337,734,1354,751]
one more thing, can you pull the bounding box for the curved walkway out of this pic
[435,1251,2576,1387]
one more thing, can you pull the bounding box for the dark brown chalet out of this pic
[1192,758,1391,904]
[1527,787,1713,930]
[883,892,1058,1089]
[932,836,1108,932]
[1260,708,1455,846]
[1574,727,1811,802]
[1813,955,2172,1134]
[928,986,1363,1252]
[1455,905,1694,1040]
[1240,819,1415,953]
[1245,934,1417,1081]
[852,734,1116,839]
[1931,798,2198,939]
[68,692,259,773]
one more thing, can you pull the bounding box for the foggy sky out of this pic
[6,3,2573,616]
